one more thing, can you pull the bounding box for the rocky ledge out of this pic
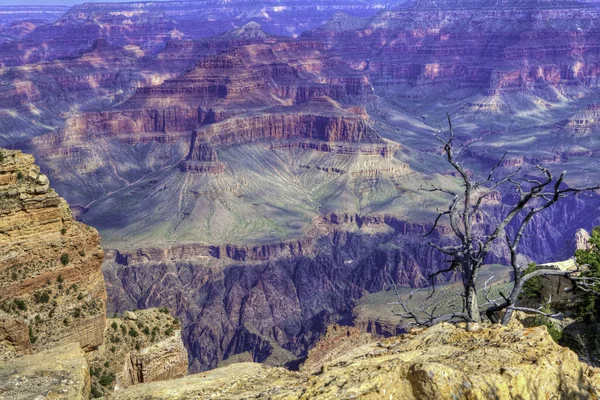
[112,322,600,399]
[0,342,90,400]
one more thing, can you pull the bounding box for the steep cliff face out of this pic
[112,322,600,399]
[0,149,106,356]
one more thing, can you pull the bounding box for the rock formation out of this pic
[86,308,188,397]
[0,342,91,400]
[0,149,107,355]
[111,322,600,399]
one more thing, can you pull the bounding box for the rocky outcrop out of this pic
[85,308,187,397]
[0,310,32,360]
[0,342,91,400]
[120,331,188,388]
[0,149,106,355]
[111,322,600,399]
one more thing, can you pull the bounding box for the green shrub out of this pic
[520,263,542,300]
[13,298,26,311]
[575,226,600,322]
[128,328,139,338]
[28,325,37,344]
[104,361,110,368]
[111,321,118,330]
[60,227,67,235]
[56,274,64,284]
[142,327,150,335]
[60,254,69,266]
[16,171,23,181]
[91,385,102,398]
[72,308,81,318]
[110,346,116,353]
[0,151,4,162]
[34,290,50,304]
[135,343,141,351]
[99,372,115,387]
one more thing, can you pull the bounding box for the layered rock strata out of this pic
[0,149,106,354]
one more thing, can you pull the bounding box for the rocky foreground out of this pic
[3,320,598,399]
[111,322,599,399]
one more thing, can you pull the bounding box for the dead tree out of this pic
[394,114,600,326]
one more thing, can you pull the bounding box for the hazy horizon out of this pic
[0,0,174,5]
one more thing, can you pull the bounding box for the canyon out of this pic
[2,0,600,384]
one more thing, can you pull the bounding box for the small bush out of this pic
[72,308,81,318]
[77,292,84,301]
[110,346,116,353]
[111,321,118,330]
[34,290,50,304]
[91,385,102,398]
[56,274,64,284]
[104,361,110,368]
[159,307,169,314]
[60,254,69,266]
[99,372,115,387]
[128,328,139,338]
[16,171,23,181]
[142,327,150,335]
[520,263,542,300]
[0,151,4,162]
[165,327,174,336]
[60,227,67,235]
[14,298,26,311]
[135,343,140,351]
[28,325,37,345]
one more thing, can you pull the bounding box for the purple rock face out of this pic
[3,0,600,373]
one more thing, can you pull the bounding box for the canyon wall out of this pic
[0,149,107,357]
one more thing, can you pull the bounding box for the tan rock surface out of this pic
[0,342,90,400]
[86,308,187,397]
[112,323,600,400]
[0,310,32,360]
[120,330,189,389]
[0,149,106,355]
